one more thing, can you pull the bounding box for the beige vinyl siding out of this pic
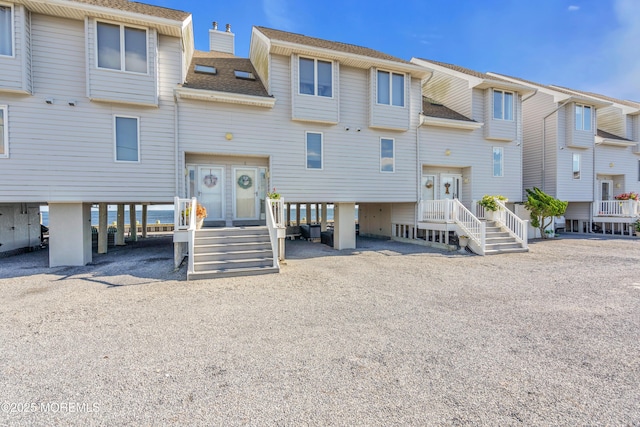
[424,72,471,118]
[521,93,550,195]
[369,68,410,131]
[556,147,593,202]
[484,88,517,141]
[249,31,270,94]
[0,4,30,93]
[596,105,626,137]
[291,54,339,124]
[86,18,158,106]
[178,55,419,204]
[595,144,640,196]
[390,203,415,225]
[0,14,180,203]
[564,202,590,220]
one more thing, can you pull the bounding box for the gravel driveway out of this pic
[1,235,639,426]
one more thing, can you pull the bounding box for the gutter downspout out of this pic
[542,99,572,193]
[520,89,537,200]
[174,91,180,197]
[416,72,434,236]
[590,109,597,232]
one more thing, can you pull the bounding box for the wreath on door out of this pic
[203,172,218,188]
[237,174,253,189]
[444,182,451,194]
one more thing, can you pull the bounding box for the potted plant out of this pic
[458,235,469,248]
[615,192,639,215]
[266,187,280,200]
[185,203,207,229]
[478,195,508,221]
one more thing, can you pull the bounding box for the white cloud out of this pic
[262,0,296,31]
[567,5,580,12]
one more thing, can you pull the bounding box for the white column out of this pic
[98,203,108,254]
[334,202,356,250]
[116,204,125,246]
[142,205,148,238]
[129,204,137,242]
[49,203,92,267]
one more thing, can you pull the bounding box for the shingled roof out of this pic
[551,85,640,109]
[597,129,632,141]
[422,97,475,122]
[68,0,190,21]
[182,51,271,98]
[255,26,412,65]
[417,59,515,85]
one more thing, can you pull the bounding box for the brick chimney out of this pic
[209,21,234,55]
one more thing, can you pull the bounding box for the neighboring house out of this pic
[406,59,535,254]
[488,73,640,234]
[175,24,431,256]
[0,0,193,264]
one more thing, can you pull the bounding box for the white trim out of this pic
[95,19,149,75]
[0,2,15,58]
[305,131,323,170]
[492,146,504,178]
[595,136,637,147]
[0,105,8,158]
[113,114,140,163]
[380,137,395,173]
[420,115,483,130]
[375,69,406,108]
[298,56,334,99]
[175,87,276,108]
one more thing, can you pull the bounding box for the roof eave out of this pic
[175,87,276,108]
[420,115,483,130]
[473,79,536,96]
[267,39,432,78]
[595,136,637,147]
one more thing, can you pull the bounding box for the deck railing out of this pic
[174,196,197,275]
[419,200,454,222]
[494,199,528,248]
[266,197,285,266]
[593,200,640,217]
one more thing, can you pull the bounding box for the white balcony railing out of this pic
[593,200,640,217]
[266,197,286,266]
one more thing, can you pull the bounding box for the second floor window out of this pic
[493,90,513,121]
[377,70,404,107]
[572,154,580,179]
[0,4,12,56]
[306,132,323,169]
[115,116,139,162]
[0,105,7,157]
[493,147,503,177]
[380,138,394,172]
[97,22,147,73]
[299,58,332,97]
[575,104,592,131]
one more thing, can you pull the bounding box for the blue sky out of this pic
[147,0,640,102]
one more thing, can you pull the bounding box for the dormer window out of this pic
[97,21,147,74]
[377,70,404,107]
[299,57,332,97]
[194,64,217,75]
[0,4,13,56]
[234,70,255,80]
[575,104,592,131]
[493,89,513,121]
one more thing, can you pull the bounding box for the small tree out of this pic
[524,187,568,238]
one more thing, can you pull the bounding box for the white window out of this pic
[0,4,13,57]
[575,104,592,131]
[0,105,7,158]
[114,116,139,162]
[380,138,394,172]
[306,132,323,169]
[97,21,147,73]
[493,147,503,177]
[493,90,514,120]
[377,70,404,107]
[572,153,580,179]
[299,57,332,97]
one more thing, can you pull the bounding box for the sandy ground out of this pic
[0,235,639,426]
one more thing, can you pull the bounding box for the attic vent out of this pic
[234,70,255,80]
[195,64,217,75]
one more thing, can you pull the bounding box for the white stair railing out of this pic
[174,196,197,275]
[450,199,485,251]
[265,197,285,267]
[494,199,528,248]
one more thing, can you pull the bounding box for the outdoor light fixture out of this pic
[225,133,233,141]
[445,149,451,156]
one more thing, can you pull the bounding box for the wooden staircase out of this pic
[483,220,528,255]
[188,226,279,280]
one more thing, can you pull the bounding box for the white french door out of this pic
[197,166,224,220]
[441,174,461,199]
[233,167,259,220]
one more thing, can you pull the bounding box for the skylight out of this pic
[194,64,217,75]
[234,70,256,80]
